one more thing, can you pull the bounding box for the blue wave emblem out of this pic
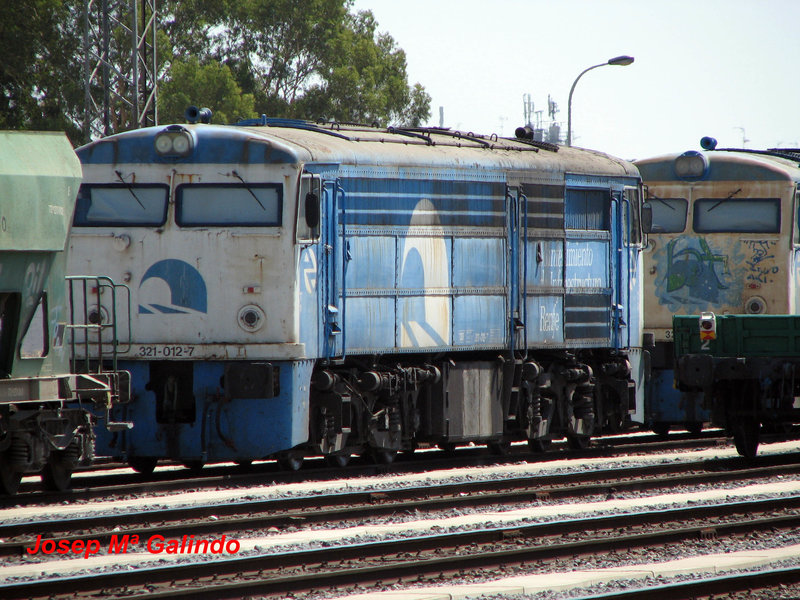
[138,259,207,314]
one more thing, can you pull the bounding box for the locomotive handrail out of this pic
[506,188,517,354]
[66,276,131,375]
[321,179,348,360]
[620,189,636,350]
[609,192,633,350]
[338,179,348,360]
[521,191,529,358]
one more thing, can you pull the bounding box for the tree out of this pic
[0,1,84,140]
[161,0,430,127]
[0,0,430,140]
[159,58,256,125]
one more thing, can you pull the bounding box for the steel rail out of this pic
[0,430,751,506]
[5,495,800,599]
[3,457,800,558]
[573,565,800,599]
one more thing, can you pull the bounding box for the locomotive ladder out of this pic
[66,276,132,431]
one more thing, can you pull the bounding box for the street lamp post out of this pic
[566,55,634,147]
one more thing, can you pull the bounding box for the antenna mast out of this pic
[82,0,158,139]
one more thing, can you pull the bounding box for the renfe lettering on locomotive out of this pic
[540,306,560,332]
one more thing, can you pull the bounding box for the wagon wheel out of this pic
[128,457,158,474]
[41,452,74,492]
[652,422,670,438]
[528,438,552,453]
[488,440,512,456]
[0,453,21,495]
[182,460,205,472]
[566,433,591,450]
[685,421,703,435]
[277,451,304,471]
[370,448,397,465]
[325,453,351,468]
[733,419,760,458]
[440,442,458,455]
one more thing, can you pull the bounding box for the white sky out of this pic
[351,0,800,161]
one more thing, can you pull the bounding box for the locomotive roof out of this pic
[77,120,638,180]
[635,147,800,183]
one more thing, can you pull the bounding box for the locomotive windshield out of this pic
[74,184,169,226]
[648,197,687,233]
[176,184,282,226]
[694,198,780,233]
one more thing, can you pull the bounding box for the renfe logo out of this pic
[138,259,208,314]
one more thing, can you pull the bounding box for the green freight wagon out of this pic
[673,312,800,457]
[0,131,128,494]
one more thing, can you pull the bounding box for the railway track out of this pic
[5,494,800,599]
[0,430,764,507]
[2,454,800,558]
[573,566,800,599]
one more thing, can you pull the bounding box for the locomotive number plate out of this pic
[136,345,196,358]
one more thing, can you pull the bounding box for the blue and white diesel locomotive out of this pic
[69,114,646,471]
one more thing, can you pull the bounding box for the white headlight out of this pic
[674,151,709,179]
[154,127,195,157]
[172,134,191,154]
[154,134,173,155]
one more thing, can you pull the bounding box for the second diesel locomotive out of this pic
[69,116,647,471]
[637,139,800,436]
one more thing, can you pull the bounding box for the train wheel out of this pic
[128,457,158,474]
[652,422,670,438]
[325,454,351,468]
[277,451,304,471]
[733,420,760,458]
[685,422,703,435]
[370,448,397,465]
[182,460,205,471]
[528,438,552,453]
[566,433,591,450]
[488,441,512,456]
[0,454,21,495]
[41,453,73,492]
[440,442,458,455]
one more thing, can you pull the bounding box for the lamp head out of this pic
[607,55,634,66]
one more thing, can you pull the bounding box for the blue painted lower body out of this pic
[645,368,710,427]
[94,359,312,462]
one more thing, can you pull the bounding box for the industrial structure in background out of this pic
[522,94,564,145]
[82,0,158,139]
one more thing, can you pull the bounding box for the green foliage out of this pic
[162,0,430,127]
[159,58,256,125]
[1,0,430,140]
[0,1,83,140]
